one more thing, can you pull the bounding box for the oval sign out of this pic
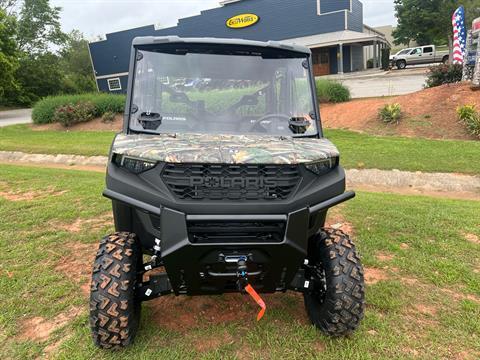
[226,13,259,29]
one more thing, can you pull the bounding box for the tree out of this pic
[393,0,456,46]
[60,30,96,93]
[0,0,19,15]
[16,0,66,54]
[14,52,64,104]
[0,9,18,102]
[393,0,480,46]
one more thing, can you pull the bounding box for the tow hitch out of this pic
[235,257,267,321]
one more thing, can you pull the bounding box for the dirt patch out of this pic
[414,303,437,316]
[322,82,480,140]
[148,292,304,333]
[55,242,99,296]
[400,243,410,250]
[52,213,113,233]
[364,267,389,285]
[0,187,67,202]
[375,252,395,262]
[18,306,83,342]
[31,115,122,132]
[325,208,355,236]
[463,232,480,245]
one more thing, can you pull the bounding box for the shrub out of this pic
[366,59,374,69]
[457,105,480,138]
[52,101,96,127]
[32,93,126,124]
[381,48,391,70]
[102,111,116,123]
[316,79,351,103]
[425,64,463,88]
[379,103,402,124]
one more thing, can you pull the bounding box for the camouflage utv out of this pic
[90,36,365,349]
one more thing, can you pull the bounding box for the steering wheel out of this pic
[248,113,291,133]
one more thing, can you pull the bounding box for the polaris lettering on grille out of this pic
[190,176,278,188]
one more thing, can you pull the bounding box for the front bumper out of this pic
[104,189,355,295]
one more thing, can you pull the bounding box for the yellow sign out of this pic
[226,13,259,29]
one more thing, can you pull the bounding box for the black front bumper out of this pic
[104,189,355,295]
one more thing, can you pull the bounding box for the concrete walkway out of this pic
[0,108,32,127]
[1,151,479,200]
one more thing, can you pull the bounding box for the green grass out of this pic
[324,129,480,175]
[0,125,115,156]
[0,164,478,359]
[2,125,480,175]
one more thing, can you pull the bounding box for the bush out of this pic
[32,93,126,124]
[366,59,374,69]
[379,103,402,124]
[316,79,351,103]
[102,111,116,123]
[425,64,463,88]
[457,105,480,138]
[52,101,96,127]
[381,48,391,70]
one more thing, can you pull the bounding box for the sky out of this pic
[51,0,397,40]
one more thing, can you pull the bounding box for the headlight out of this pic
[112,154,157,174]
[305,157,339,175]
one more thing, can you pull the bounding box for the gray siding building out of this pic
[89,0,389,93]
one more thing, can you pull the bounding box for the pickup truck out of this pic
[391,45,450,69]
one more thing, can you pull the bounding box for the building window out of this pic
[107,78,122,91]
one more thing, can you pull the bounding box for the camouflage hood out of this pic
[112,133,339,165]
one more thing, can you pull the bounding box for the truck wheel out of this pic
[304,229,365,336]
[396,60,407,70]
[442,55,449,64]
[89,232,142,349]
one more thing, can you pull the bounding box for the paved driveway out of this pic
[0,108,32,127]
[324,67,429,99]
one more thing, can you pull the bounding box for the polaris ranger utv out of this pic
[90,36,365,349]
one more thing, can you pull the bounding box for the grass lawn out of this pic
[325,129,480,175]
[0,124,115,157]
[1,125,480,174]
[0,164,478,359]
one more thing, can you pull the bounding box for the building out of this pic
[89,0,389,93]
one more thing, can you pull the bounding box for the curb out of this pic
[1,151,479,195]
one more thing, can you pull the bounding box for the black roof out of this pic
[132,36,311,55]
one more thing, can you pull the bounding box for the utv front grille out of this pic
[187,220,286,243]
[161,163,301,201]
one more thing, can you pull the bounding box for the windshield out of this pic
[396,49,411,55]
[129,49,318,137]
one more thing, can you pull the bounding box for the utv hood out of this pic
[112,133,339,165]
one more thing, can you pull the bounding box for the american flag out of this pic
[452,6,467,64]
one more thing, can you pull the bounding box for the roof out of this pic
[283,30,390,48]
[132,36,312,54]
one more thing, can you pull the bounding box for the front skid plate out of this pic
[159,207,310,295]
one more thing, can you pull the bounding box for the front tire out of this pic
[396,60,407,70]
[89,232,142,349]
[304,229,365,336]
